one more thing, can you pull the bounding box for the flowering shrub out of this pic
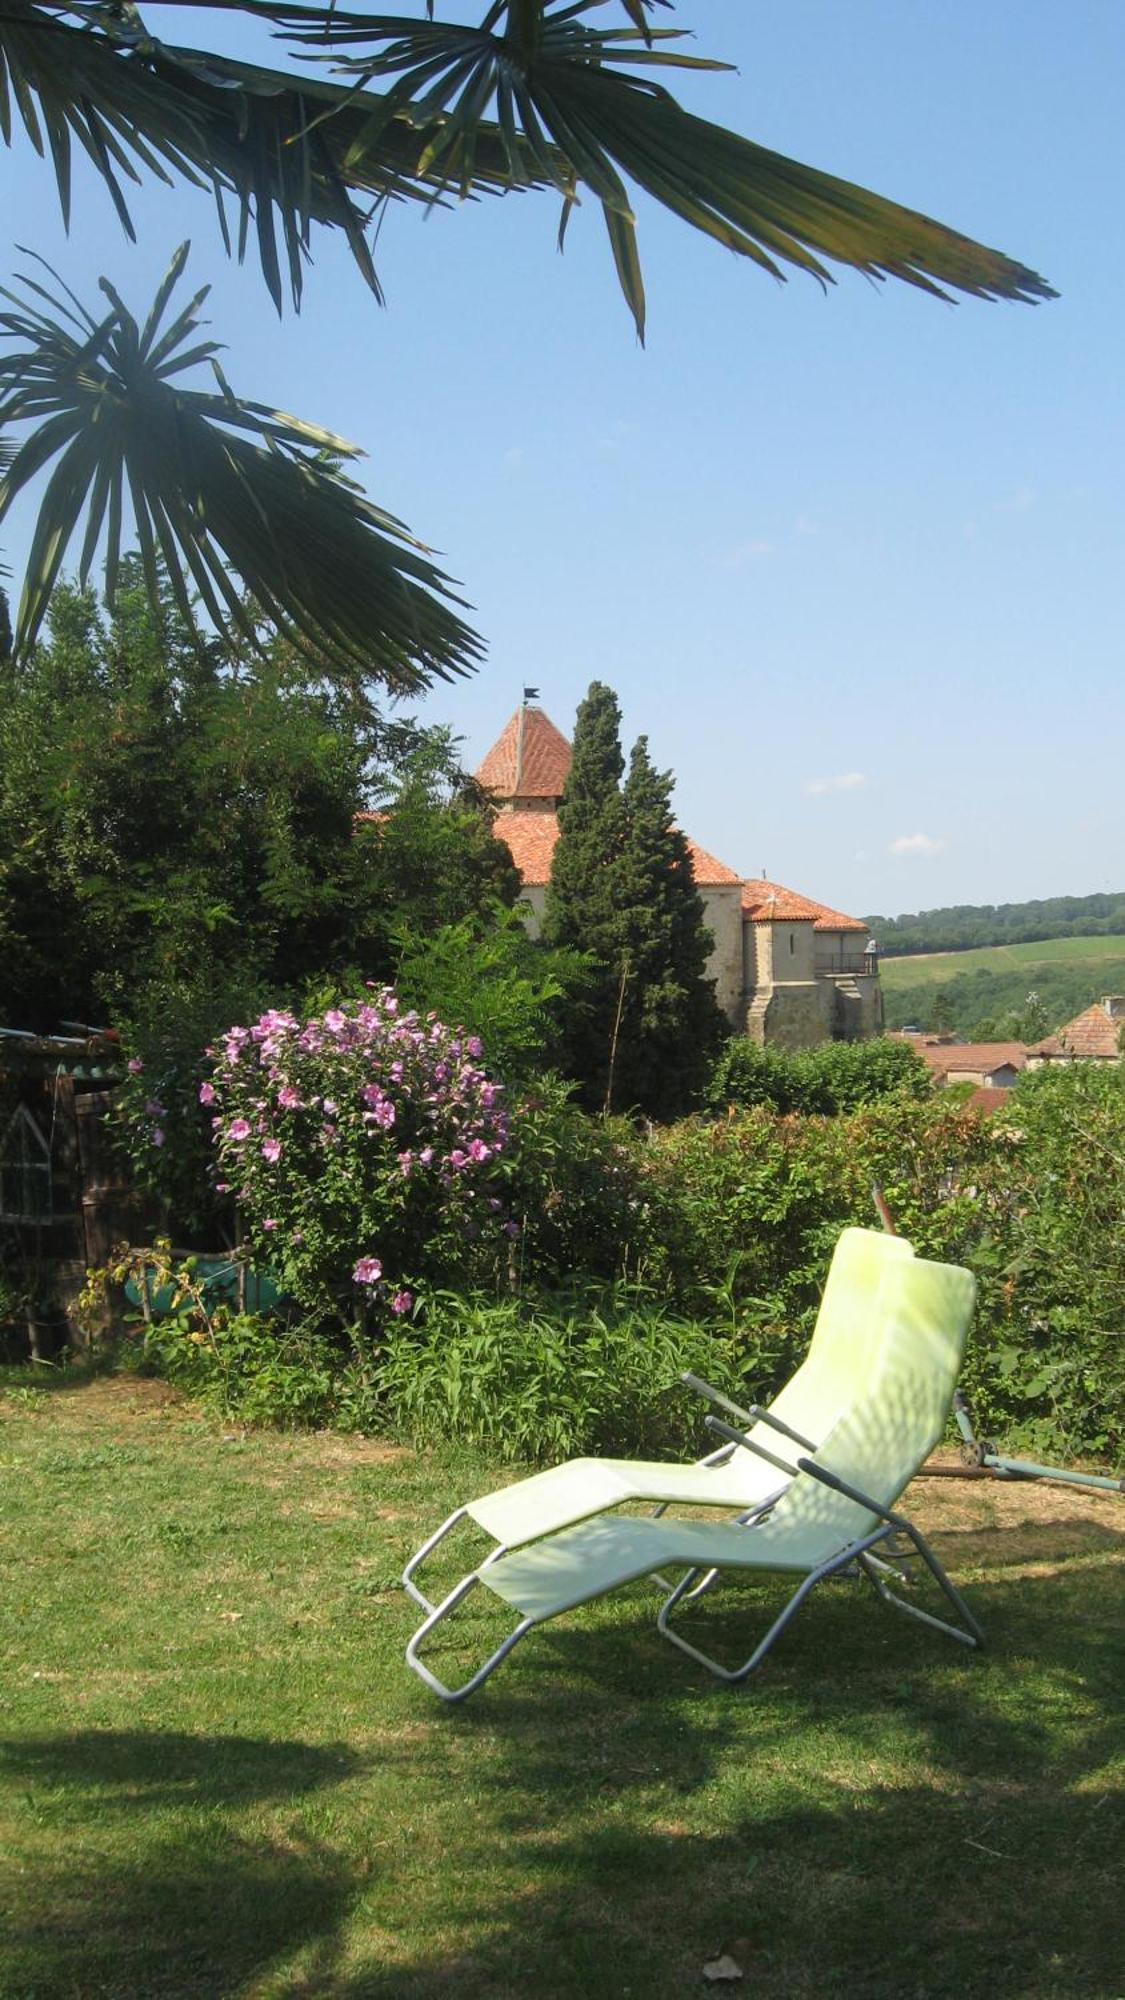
[207,993,513,1318]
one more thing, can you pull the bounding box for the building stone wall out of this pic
[698,884,744,1024]
[516,884,548,932]
[746,981,833,1049]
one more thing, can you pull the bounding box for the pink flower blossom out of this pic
[127,1057,144,1074]
[262,1137,282,1163]
[199,1081,216,1106]
[390,1290,413,1316]
[277,1085,302,1110]
[353,1256,383,1285]
[152,1128,166,1148]
[227,1119,251,1142]
[263,1218,278,1231]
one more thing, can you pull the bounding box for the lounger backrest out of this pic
[765,1255,976,1546]
[765,1227,915,1445]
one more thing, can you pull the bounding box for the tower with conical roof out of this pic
[473,698,882,1046]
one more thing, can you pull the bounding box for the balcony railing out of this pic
[816,957,877,978]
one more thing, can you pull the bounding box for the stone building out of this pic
[476,703,882,1048]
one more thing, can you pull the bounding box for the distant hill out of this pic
[866,891,1125,958]
[878,935,1125,1039]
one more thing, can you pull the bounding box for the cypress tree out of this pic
[544,681,627,1103]
[612,737,726,1118]
[546,689,727,1118]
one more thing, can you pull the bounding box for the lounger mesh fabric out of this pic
[463,1227,914,1545]
[476,1257,975,1624]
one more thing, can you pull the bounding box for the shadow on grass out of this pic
[349,1560,1125,1998]
[0,1730,363,1998]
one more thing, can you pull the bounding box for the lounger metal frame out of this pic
[401,1371,773,1616]
[404,1410,984,1703]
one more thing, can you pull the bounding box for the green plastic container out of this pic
[125,1257,281,1317]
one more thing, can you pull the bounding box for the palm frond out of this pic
[0,243,484,685]
[3,1,1055,337]
[268,0,1055,339]
[0,1,543,312]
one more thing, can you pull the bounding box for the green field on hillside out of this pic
[881,933,1125,988]
[879,935,1125,1035]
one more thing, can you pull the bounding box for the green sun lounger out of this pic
[403,1226,915,1614]
[406,1254,980,1701]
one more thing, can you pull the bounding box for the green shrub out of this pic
[707,1035,932,1115]
[143,1306,348,1429]
[376,1289,747,1464]
[484,1075,669,1290]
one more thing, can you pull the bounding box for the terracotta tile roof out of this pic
[685,838,742,887]
[741,878,868,933]
[1032,1001,1123,1060]
[491,809,560,887]
[492,814,743,890]
[475,707,573,801]
[966,1086,1012,1114]
[918,1041,1028,1079]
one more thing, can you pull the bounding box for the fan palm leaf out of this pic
[0,243,483,684]
[5,3,1054,334]
[274,0,1056,338]
[0,1,547,312]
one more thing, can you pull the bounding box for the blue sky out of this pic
[4,3,1123,920]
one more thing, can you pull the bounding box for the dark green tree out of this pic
[927,990,956,1035]
[353,733,521,961]
[610,736,726,1118]
[544,681,627,1100]
[0,566,519,1032]
[546,690,725,1118]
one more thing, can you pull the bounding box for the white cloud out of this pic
[889,832,945,857]
[995,484,1036,514]
[805,771,868,797]
[719,538,776,568]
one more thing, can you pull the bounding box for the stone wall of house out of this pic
[515,884,548,934]
[699,884,744,1025]
[745,980,834,1049]
[829,972,883,1041]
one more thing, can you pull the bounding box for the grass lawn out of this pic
[2,1376,1123,1999]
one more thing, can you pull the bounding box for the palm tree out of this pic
[0,436,12,663]
[0,1,1055,677]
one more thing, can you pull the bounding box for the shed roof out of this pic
[1032,1001,1123,1060]
[917,1041,1029,1079]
